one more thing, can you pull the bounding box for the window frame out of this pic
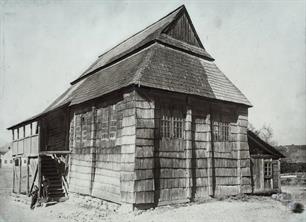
[213,120,230,142]
[264,160,273,178]
[160,105,185,139]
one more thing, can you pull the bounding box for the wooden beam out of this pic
[37,122,42,198]
[19,157,21,194]
[39,150,71,155]
[38,155,42,198]
[90,106,97,195]
[26,157,29,195]
[12,159,15,193]
[185,107,192,200]
[208,107,215,197]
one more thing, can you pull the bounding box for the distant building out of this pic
[0,148,13,167]
[0,146,27,168]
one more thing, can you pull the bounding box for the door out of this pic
[155,105,186,204]
[272,161,279,189]
[264,160,273,190]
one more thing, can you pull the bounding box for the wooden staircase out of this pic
[41,156,66,201]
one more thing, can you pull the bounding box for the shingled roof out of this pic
[248,130,285,159]
[8,5,252,129]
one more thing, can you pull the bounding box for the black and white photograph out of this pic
[0,0,305,221]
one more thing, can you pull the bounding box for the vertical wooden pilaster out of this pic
[19,157,22,194]
[37,123,42,197]
[185,107,192,200]
[26,157,30,194]
[260,159,264,191]
[38,156,42,197]
[12,159,15,193]
[208,107,215,197]
[90,106,96,195]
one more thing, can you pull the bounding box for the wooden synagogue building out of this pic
[7,5,282,209]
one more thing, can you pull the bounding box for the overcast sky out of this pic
[0,0,305,146]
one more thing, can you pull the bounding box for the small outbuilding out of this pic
[248,130,285,194]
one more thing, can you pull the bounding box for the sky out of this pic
[0,0,305,146]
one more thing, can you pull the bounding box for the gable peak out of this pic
[162,6,204,49]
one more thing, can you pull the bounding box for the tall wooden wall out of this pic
[41,108,68,151]
[133,88,252,207]
[68,90,137,204]
[67,87,252,207]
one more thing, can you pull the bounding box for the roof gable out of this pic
[71,5,213,85]
[162,8,203,48]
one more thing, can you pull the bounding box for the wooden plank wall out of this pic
[41,108,68,151]
[133,90,155,205]
[69,107,93,195]
[236,107,252,194]
[190,101,210,200]
[165,13,201,47]
[133,89,252,206]
[69,91,137,204]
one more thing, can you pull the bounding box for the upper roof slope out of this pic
[8,5,251,129]
[71,5,213,84]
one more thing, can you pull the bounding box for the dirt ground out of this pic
[0,167,305,222]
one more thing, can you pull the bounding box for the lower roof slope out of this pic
[248,130,285,158]
[8,41,251,129]
[49,43,251,108]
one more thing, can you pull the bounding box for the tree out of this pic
[248,123,277,146]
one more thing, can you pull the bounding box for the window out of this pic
[80,113,91,147]
[4,160,7,164]
[24,159,27,164]
[160,106,184,139]
[213,121,230,142]
[10,160,13,164]
[264,161,272,178]
[99,105,117,140]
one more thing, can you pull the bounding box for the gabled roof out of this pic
[248,130,285,159]
[71,5,214,85]
[8,5,252,130]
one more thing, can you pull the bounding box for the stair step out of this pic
[48,193,65,198]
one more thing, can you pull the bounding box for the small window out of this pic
[264,161,272,178]
[4,160,7,164]
[99,104,117,141]
[160,105,184,139]
[24,159,27,164]
[213,121,230,142]
[10,160,13,164]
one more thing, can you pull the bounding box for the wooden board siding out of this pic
[235,107,252,194]
[191,105,210,200]
[165,12,201,47]
[133,89,155,205]
[132,88,252,206]
[251,158,281,193]
[119,91,137,204]
[68,91,137,204]
[41,108,68,152]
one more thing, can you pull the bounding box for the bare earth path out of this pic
[1,168,305,222]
